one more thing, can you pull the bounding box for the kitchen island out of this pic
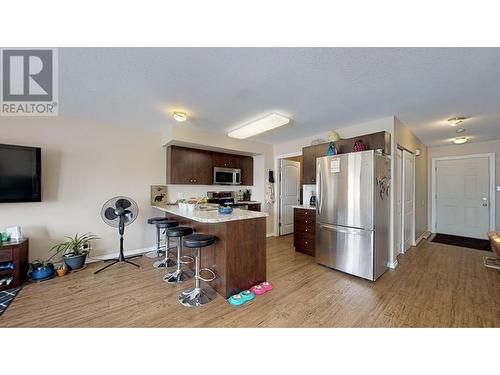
[153,205,268,298]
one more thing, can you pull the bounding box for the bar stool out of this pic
[178,233,217,307]
[163,227,195,284]
[152,220,180,269]
[145,217,177,259]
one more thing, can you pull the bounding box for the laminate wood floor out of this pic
[1,235,499,327]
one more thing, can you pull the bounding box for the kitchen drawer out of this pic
[294,235,315,256]
[0,248,13,262]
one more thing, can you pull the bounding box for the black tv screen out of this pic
[0,144,42,203]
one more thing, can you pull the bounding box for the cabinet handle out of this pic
[305,229,308,232]
[305,241,308,244]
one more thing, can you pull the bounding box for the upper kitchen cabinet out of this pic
[166,146,253,185]
[302,131,391,185]
[302,145,317,184]
[239,155,253,186]
[167,146,213,185]
[213,152,239,169]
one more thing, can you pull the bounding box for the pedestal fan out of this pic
[94,196,142,274]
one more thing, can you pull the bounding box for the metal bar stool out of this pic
[178,233,217,307]
[164,227,195,284]
[152,220,179,269]
[145,217,176,259]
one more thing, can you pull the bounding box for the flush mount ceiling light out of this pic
[447,116,468,126]
[173,111,187,122]
[453,136,468,144]
[228,113,290,139]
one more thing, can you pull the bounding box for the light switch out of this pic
[497,185,500,192]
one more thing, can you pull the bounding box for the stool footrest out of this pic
[199,268,216,282]
[179,255,194,265]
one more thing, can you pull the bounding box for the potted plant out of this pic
[55,262,68,277]
[29,259,55,280]
[50,233,99,271]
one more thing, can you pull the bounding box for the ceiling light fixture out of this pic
[228,113,290,139]
[173,111,187,122]
[453,136,468,144]
[447,117,468,126]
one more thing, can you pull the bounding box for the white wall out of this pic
[162,123,275,235]
[427,139,500,231]
[0,116,165,262]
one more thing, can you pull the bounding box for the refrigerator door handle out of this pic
[319,224,366,235]
[316,161,322,215]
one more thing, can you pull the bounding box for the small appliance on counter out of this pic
[242,189,252,202]
[303,185,316,207]
[309,195,316,207]
[207,191,235,206]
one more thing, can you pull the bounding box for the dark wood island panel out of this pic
[164,214,266,298]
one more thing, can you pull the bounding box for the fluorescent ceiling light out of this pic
[453,137,468,144]
[228,113,290,139]
[173,111,187,122]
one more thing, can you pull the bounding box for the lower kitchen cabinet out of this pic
[293,208,315,256]
[247,203,261,212]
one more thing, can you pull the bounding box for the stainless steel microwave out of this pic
[213,167,241,185]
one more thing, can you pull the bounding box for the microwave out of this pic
[213,167,241,185]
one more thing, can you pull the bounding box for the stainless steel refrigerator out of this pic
[315,150,390,281]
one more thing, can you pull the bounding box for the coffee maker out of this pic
[309,194,316,207]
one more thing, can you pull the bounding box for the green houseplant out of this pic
[50,233,99,270]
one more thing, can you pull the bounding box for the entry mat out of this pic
[0,287,22,317]
[432,233,491,251]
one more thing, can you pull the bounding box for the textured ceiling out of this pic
[60,48,500,147]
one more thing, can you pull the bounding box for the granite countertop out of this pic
[153,205,268,223]
[292,205,316,210]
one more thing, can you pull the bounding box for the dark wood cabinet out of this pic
[167,146,254,186]
[302,131,391,185]
[240,155,253,186]
[213,152,239,169]
[293,208,315,256]
[247,203,261,212]
[302,145,317,184]
[0,239,29,291]
[167,146,213,185]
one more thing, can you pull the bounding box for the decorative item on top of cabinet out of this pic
[293,208,315,256]
[302,131,390,185]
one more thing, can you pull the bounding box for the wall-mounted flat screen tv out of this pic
[0,144,42,203]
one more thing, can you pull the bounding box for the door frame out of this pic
[431,153,496,233]
[274,152,302,236]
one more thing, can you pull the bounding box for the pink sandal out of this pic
[260,281,273,292]
[250,284,266,295]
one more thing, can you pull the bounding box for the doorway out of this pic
[432,154,495,239]
[279,156,302,235]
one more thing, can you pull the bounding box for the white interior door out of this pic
[279,159,300,235]
[435,157,490,239]
[395,148,403,254]
[402,150,414,252]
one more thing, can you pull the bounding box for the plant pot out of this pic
[56,267,68,277]
[29,263,55,280]
[63,253,87,271]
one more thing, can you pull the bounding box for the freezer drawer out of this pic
[316,223,375,280]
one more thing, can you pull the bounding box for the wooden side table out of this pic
[0,238,29,291]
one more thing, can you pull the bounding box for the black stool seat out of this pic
[183,234,215,248]
[148,217,170,224]
[156,220,179,229]
[167,226,193,237]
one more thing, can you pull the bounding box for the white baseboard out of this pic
[85,246,155,263]
[266,233,276,238]
[387,259,398,269]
